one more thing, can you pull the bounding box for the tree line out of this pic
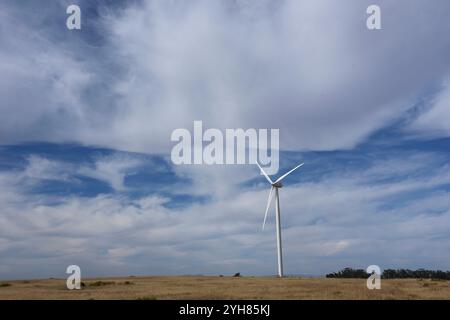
[326,267,450,280]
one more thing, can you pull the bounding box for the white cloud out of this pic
[78,154,143,191]
[407,79,450,137]
[1,151,450,278]
[1,0,450,279]
[23,155,74,181]
[11,153,144,192]
[1,1,450,153]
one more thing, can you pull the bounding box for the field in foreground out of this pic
[1,276,450,300]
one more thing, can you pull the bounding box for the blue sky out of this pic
[1,0,450,279]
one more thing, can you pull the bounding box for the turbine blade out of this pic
[274,163,304,183]
[256,161,273,184]
[262,186,275,230]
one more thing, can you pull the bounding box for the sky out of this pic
[0,0,450,279]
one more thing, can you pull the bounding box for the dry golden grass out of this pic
[0,276,449,300]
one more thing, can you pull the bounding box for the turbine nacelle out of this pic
[272,182,283,188]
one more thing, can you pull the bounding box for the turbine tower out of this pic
[256,161,304,277]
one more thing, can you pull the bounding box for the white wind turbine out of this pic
[256,161,304,277]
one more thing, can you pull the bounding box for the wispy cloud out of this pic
[78,154,143,191]
[406,79,450,137]
[0,148,449,278]
[1,1,450,153]
[1,0,450,279]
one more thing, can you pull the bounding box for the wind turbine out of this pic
[256,161,304,277]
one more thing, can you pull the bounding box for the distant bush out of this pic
[326,268,450,280]
[326,268,367,279]
[383,268,450,280]
[0,283,11,288]
[123,281,134,285]
[89,281,115,287]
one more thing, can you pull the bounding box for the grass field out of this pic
[0,276,449,300]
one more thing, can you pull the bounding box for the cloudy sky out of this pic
[1,0,450,279]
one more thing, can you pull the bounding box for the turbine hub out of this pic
[272,182,283,188]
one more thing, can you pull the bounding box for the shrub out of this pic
[89,281,115,287]
[326,268,450,280]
